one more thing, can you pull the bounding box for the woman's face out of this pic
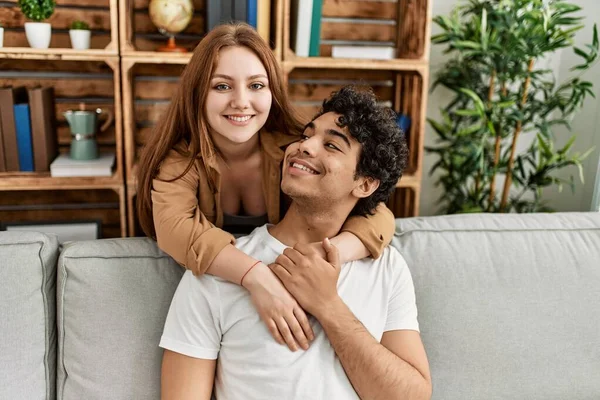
[205,46,273,146]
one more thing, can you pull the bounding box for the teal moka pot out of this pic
[64,107,113,160]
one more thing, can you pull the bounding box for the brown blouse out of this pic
[151,130,396,275]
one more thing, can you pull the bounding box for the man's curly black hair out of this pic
[313,85,409,217]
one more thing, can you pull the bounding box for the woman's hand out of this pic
[242,262,315,351]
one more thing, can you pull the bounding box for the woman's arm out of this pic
[334,202,396,262]
[152,150,313,351]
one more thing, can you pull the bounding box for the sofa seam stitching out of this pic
[58,257,68,399]
[35,241,52,400]
[61,255,171,260]
[394,227,600,236]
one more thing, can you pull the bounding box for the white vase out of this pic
[24,22,52,49]
[69,29,91,50]
[0,27,4,48]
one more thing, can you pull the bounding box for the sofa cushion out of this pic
[56,237,183,400]
[393,212,600,400]
[0,231,59,400]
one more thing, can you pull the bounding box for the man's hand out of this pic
[243,263,314,351]
[270,238,341,317]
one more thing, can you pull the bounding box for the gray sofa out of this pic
[1,212,599,400]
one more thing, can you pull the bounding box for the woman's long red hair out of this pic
[136,22,303,238]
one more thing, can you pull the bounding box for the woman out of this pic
[137,23,396,352]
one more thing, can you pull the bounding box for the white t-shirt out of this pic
[160,225,419,400]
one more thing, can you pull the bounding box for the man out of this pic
[159,86,432,400]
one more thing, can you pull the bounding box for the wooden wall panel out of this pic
[387,187,417,217]
[0,0,116,50]
[394,71,423,174]
[0,59,119,174]
[320,22,396,43]
[288,68,396,122]
[397,0,429,59]
[0,7,112,30]
[126,0,206,52]
[322,0,397,19]
[285,0,429,60]
[125,63,185,170]
[2,31,112,49]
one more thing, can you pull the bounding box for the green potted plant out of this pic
[69,20,91,50]
[18,0,55,49]
[427,0,598,214]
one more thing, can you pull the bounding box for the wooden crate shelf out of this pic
[126,182,141,236]
[120,0,205,55]
[1,0,430,237]
[281,57,428,73]
[387,186,420,217]
[119,0,285,60]
[121,59,186,185]
[0,172,122,191]
[0,188,126,238]
[283,0,431,63]
[0,0,119,53]
[0,57,124,186]
[285,67,426,176]
[0,48,121,61]
[0,56,126,235]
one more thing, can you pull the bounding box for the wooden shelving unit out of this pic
[280,0,432,216]
[1,0,431,236]
[0,0,126,237]
[0,0,119,53]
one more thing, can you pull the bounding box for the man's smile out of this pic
[288,158,321,175]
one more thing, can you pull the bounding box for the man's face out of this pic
[281,112,365,207]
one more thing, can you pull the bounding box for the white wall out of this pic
[421,0,600,215]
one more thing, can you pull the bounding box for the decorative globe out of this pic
[148,0,193,37]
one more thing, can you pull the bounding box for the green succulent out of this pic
[70,20,90,30]
[17,0,55,22]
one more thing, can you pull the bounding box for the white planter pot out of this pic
[24,22,52,49]
[69,29,91,50]
[0,27,4,48]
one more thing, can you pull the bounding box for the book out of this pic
[331,45,397,60]
[248,0,258,28]
[396,113,411,135]
[0,86,28,171]
[257,0,271,44]
[232,0,247,23]
[291,0,313,57]
[50,152,115,177]
[28,87,58,172]
[207,0,233,31]
[309,0,323,57]
[13,103,34,172]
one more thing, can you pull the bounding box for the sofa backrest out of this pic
[0,231,59,400]
[3,212,599,400]
[393,212,600,400]
[56,237,183,400]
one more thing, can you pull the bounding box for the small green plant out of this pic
[17,0,55,22]
[70,20,90,30]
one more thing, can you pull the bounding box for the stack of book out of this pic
[207,0,272,44]
[290,0,323,57]
[290,1,397,59]
[50,152,115,178]
[0,86,58,173]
